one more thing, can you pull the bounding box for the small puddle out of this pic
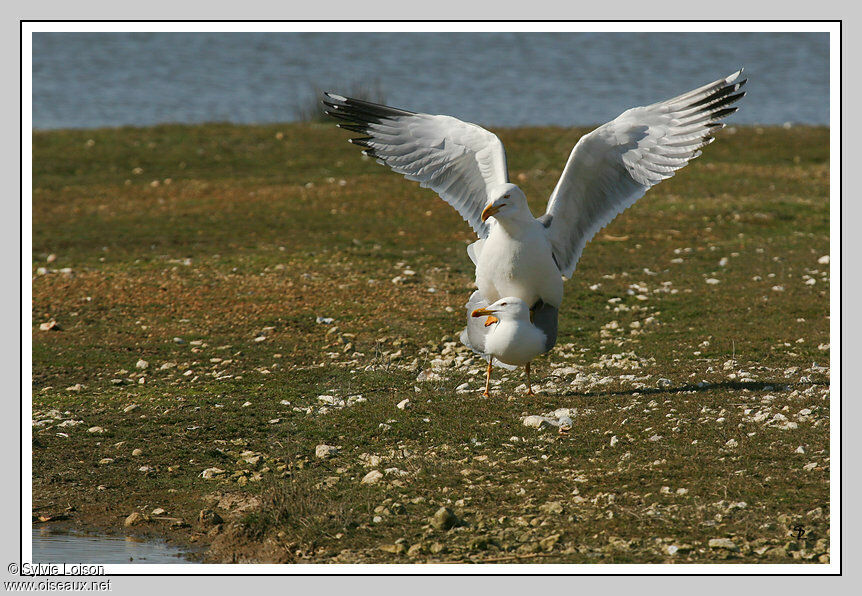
[32,528,199,564]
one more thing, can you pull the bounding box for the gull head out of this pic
[471,296,531,326]
[481,184,529,222]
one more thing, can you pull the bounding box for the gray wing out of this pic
[543,70,747,278]
[530,299,558,353]
[323,93,509,238]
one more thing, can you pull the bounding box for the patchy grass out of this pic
[32,123,830,564]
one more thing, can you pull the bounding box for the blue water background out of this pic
[32,32,829,129]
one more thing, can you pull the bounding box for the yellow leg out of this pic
[525,362,534,396]
[483,358,493,397]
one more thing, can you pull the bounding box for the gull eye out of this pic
[503,194,510,199]
[501,302,507,306]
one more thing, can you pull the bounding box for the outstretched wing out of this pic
[323,93,509,238]
[542,70,747,278]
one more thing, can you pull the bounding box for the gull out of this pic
[461,293,555,397]
[324,70,745,391]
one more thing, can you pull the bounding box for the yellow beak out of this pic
[471,307,499,327]
[481,203,504,222]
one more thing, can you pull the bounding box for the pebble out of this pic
[316,317,334,324]
[132,448,143,456]
[379,543,407,555]
[87,426,105,433]
[361,470,383,485]
[725,439,739,448]
[135,359,149,370]
[151,508,166,515]
[396,399,411,410]
[539,501,564,515]
[315,444,339,459]
[98,458,114,465]
[124,512,144,527]
[540,534,561,551]
[430,507,459,531]
[123,404,139,413]
[708,538,740,552]
[39,320,61,331]
[200,467,226,479]
[522,415,555,429]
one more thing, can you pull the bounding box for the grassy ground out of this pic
[31,122,830,564]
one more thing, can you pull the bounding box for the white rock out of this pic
[315,444,339,459]
[200,467,225,479]
[136,359,149,370]
[396,399,411,410]
[360,454,381,467]
[817,255,829,265]
[610,436,619,447]
[317,395,345,407]
[725,439,739,448]
[523,415,555,429]
[361,470,384,484]
[705,278,720,285]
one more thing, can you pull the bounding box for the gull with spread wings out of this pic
[323,70,746,395]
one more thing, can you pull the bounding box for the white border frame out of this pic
[22,20,840,576]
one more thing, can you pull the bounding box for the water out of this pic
[31,32,829,130]
[32,528,196,564]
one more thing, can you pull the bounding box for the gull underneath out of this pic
[461,294,555,397]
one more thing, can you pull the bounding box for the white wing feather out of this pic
[323,94,509,238]
[543,70,747,278]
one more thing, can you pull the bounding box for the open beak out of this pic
[472,307,499,327]
[481,203,504,222]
